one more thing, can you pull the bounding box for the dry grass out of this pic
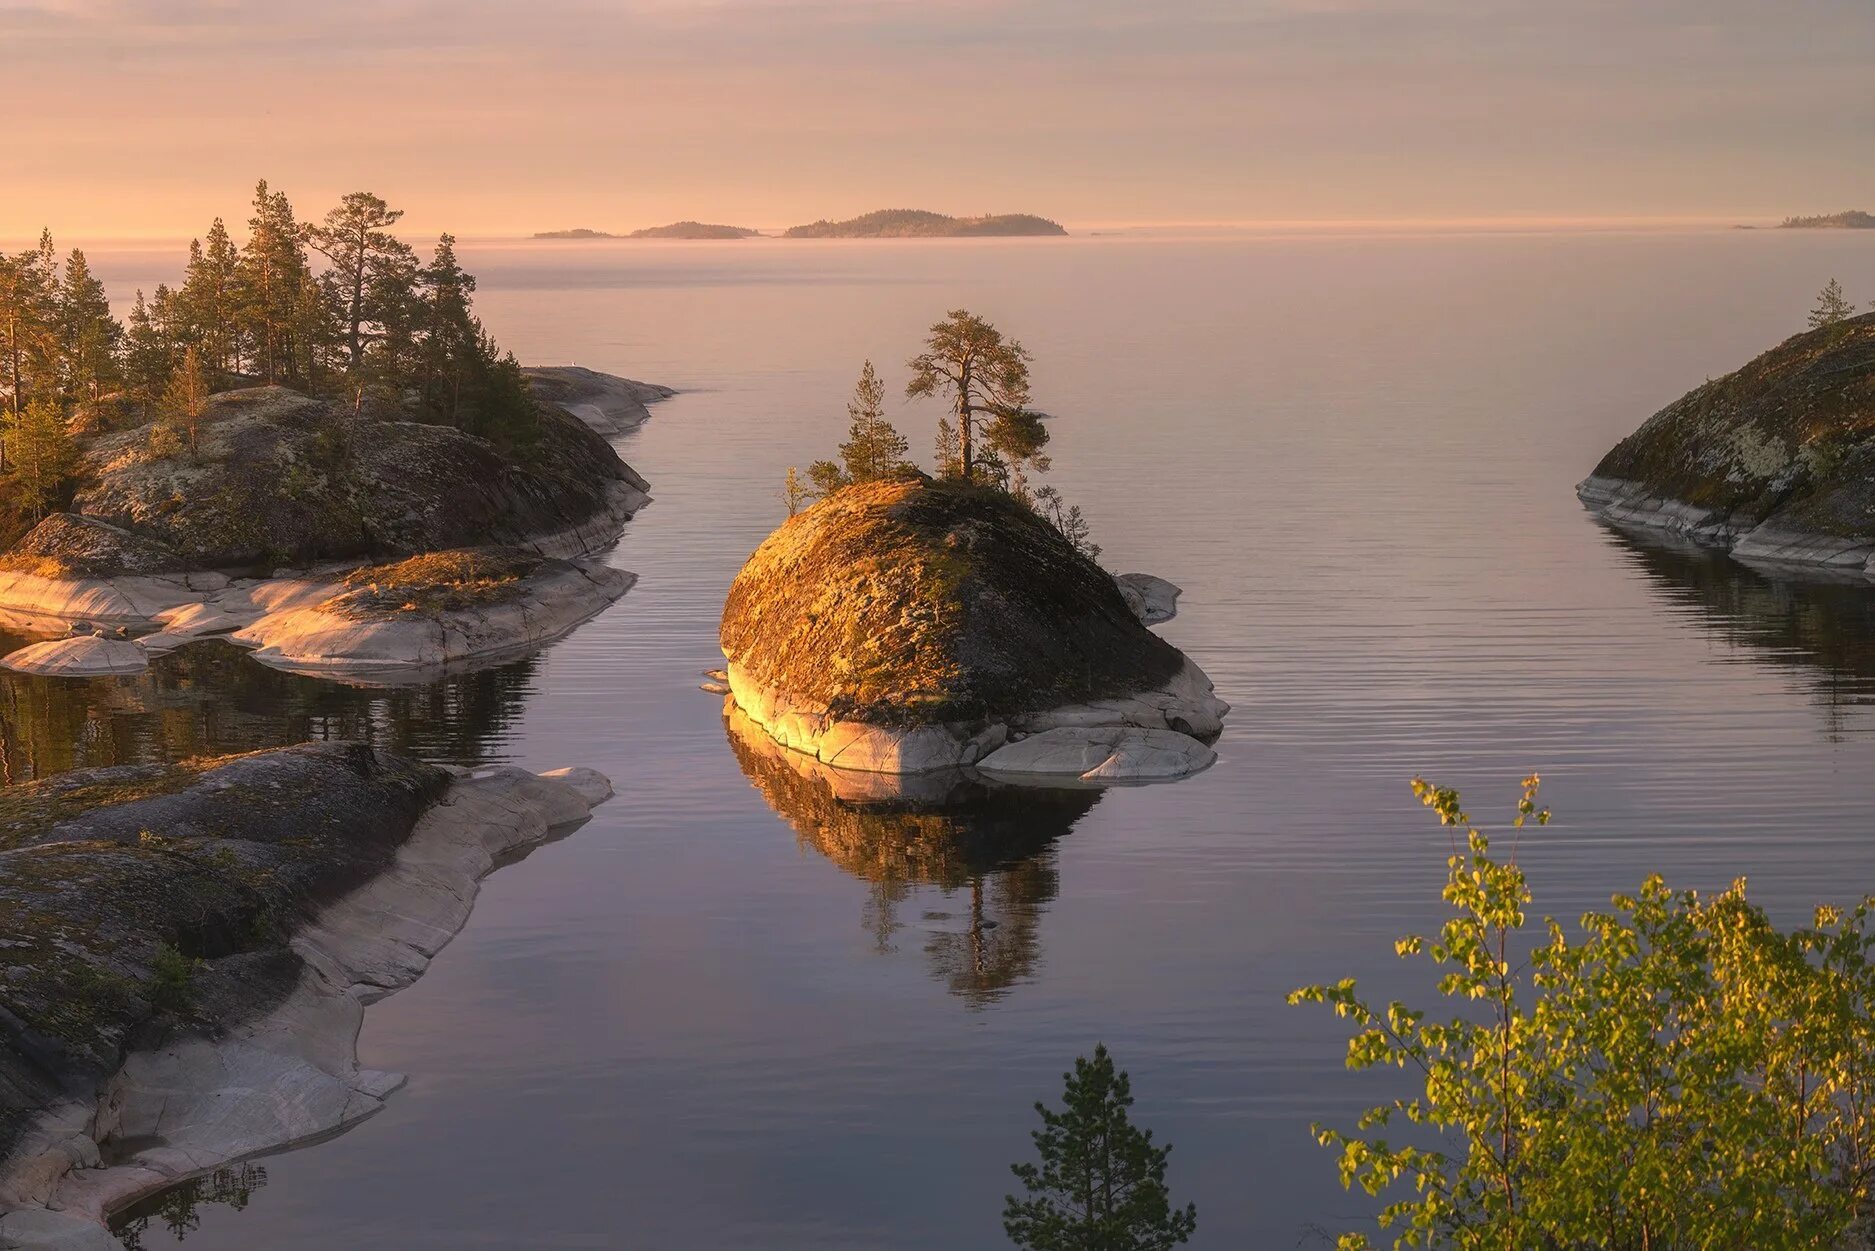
[0,552,78,579]
[335,548,541,617]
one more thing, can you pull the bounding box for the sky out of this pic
[1,0,1873,237]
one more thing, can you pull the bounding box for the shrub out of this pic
[1291,776,1875,1250]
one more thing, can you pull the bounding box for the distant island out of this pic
[1777,210,1875,229]
[784,209,1067,238]
[630,221,761,239]
[533,223,762,240]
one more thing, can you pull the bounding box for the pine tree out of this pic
[55,248,121,403]
[306,192,419,374]
[1809,278,1857,330]
[235,181,315,385]
[907,309,1032,482]
[4,396,77,520]
[178,219,242,378]
[836,359,910,483]
[0,235,59,422]
[416,233,477,425]
[121,290,166,413]
[1004,1045,1196,1251]
[934,415,960,477]
[158,346,211,455]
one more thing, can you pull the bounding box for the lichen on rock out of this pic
[1580,313,1875,568]
[720,475,1226,775]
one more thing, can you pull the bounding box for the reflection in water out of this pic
[1604,527,1875,735]
[0,637,538,784]
[723,704,1103,1005]
[113,1163,268,1248]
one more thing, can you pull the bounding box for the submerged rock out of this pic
[1579,313,1875,571]
[720,475,1226,774]
[0,742,610,1242]
[977,725,1216,782]
[1,635,148,677]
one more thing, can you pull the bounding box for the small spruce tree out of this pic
[1809,277,1857,330]
[1004,1044,1197,1251]
[837,359,910,483]
[158,346,211,455]
[5,396,76,520]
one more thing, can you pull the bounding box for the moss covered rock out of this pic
[1580,314,1875,567]
[66,385,644,571]
[720,476,1226,773]
[0,744,448,1170]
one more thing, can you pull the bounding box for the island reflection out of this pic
[1604,526,1875,730]
[723,703,1104,1006]
[0,638,535,784]
[111,1163,268,1248]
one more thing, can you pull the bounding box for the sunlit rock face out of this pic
[1579,313,1875,570]
[719,475,1227,775]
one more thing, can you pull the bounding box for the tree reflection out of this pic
[1601,526,1875,737]
[0,636,536,784]
[113,1162,268,1247]
[723,703,1103,1006]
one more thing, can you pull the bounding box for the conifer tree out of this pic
[55,248,121,403]
[416,233,476,424]
[907,309,1032,481]
[0,236,59,421]
[158,346,211,455]
[1004,1045,1197,1251]
[235,181,315,385]
[120,290,172,415]
[4,396,76,520]
[836,359,909,483]
[306,192,418,373]
[178,219,242,377]
[1810,277,1857,330]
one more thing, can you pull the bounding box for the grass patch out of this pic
[333,548,542,617]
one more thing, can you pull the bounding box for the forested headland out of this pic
[0,182,536,543]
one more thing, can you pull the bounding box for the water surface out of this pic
[29,229,1875,1247]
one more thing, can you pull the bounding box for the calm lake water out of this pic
[21,229,1875,1248]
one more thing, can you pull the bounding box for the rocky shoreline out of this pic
[0,747,611,1251]
[0,368,669,682]
[1577,314,1875,576]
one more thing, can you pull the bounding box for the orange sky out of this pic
[2,0,1872,239]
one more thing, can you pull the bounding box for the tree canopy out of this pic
[1004,1043,1198,1251]
[1293,776,1875,1250]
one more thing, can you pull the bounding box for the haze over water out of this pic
[29,229,1875,1247]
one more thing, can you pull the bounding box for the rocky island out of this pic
[532,228,620,239]
[783,209,1067,239]
[1777,210,1875,229]
[719,475,1226,781]
[629,221,761,239]
[0,742,612,1250]
[0,368,669,681]
[1579,312,1875,571]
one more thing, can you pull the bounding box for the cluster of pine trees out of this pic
[784,310,1099,560]
[0,182,535,525]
